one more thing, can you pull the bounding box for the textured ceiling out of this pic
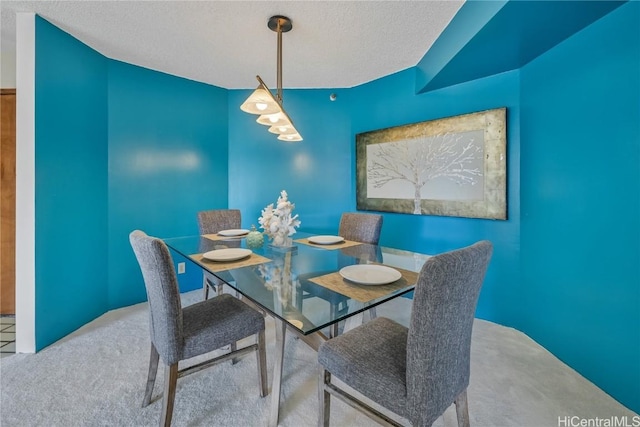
[0,1,464,89]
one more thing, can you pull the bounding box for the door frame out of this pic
[1,88,16,315]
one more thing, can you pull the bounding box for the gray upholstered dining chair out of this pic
[197,209,241,299]
[338,212,383,245]
[298,212,384,337]
[298,212,384,336]
[318,240,493,427]
[129,230,267,427]
[339,212,383,321]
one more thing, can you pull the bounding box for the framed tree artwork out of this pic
[356,108,507,220]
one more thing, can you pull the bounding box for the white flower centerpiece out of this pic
[258,190,301,248]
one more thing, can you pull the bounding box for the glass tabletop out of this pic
[164,231,431,335]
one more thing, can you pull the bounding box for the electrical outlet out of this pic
[177,262,186,274]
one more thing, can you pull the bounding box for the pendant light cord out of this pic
[276,20,283,102]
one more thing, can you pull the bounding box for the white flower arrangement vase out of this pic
[258,190,301,248]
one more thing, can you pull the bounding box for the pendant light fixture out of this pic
[240,15,302,142]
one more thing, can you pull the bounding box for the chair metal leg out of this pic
[160,363,178,427]
[142,344,160,407]
[269,318,287,427]
[256,330,268,397]
[318,367,331,427]
[202,276,210,300]
[454,389,470,427]
[203,275,225,300]
[322,380,402,427]
[230,341,239,365]
[329,304,339,338]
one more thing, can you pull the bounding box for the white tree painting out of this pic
[366,130,484,214]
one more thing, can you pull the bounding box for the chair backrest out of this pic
[197,209,241,235]
[406,240,493,426]
[129,230,184,365]
[338,213,383,245]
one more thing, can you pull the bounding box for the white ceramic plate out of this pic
[308,235,344,245]
[203,248,252,262]
[217,229,250,237]
[339,265,402,286]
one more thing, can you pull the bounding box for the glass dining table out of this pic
[163,231,431,426]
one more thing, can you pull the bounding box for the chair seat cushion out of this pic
[182,294,264,360]
[318,317,408,415]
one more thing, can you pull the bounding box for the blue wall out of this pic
[228,88,353,233]
[350,69,522,328]
[107,61,229,308]
[519,2,639,412]
[35,17,109,348]
[34,18,229,347]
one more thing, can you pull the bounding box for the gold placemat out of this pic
[295,238,363,251]
[189,252,271,273]
[308,265,418,303]
[202,233,247,242]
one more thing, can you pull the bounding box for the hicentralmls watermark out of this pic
[558,416,640,427]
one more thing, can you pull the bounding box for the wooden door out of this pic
[1,89,16,314]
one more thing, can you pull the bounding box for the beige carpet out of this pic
[0,290,636,427]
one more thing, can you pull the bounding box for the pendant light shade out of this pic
[268,124,296,135]
[278,133,303,142]
[256,112,290,127]
[240,87,281,115]
[240,15,302,142]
